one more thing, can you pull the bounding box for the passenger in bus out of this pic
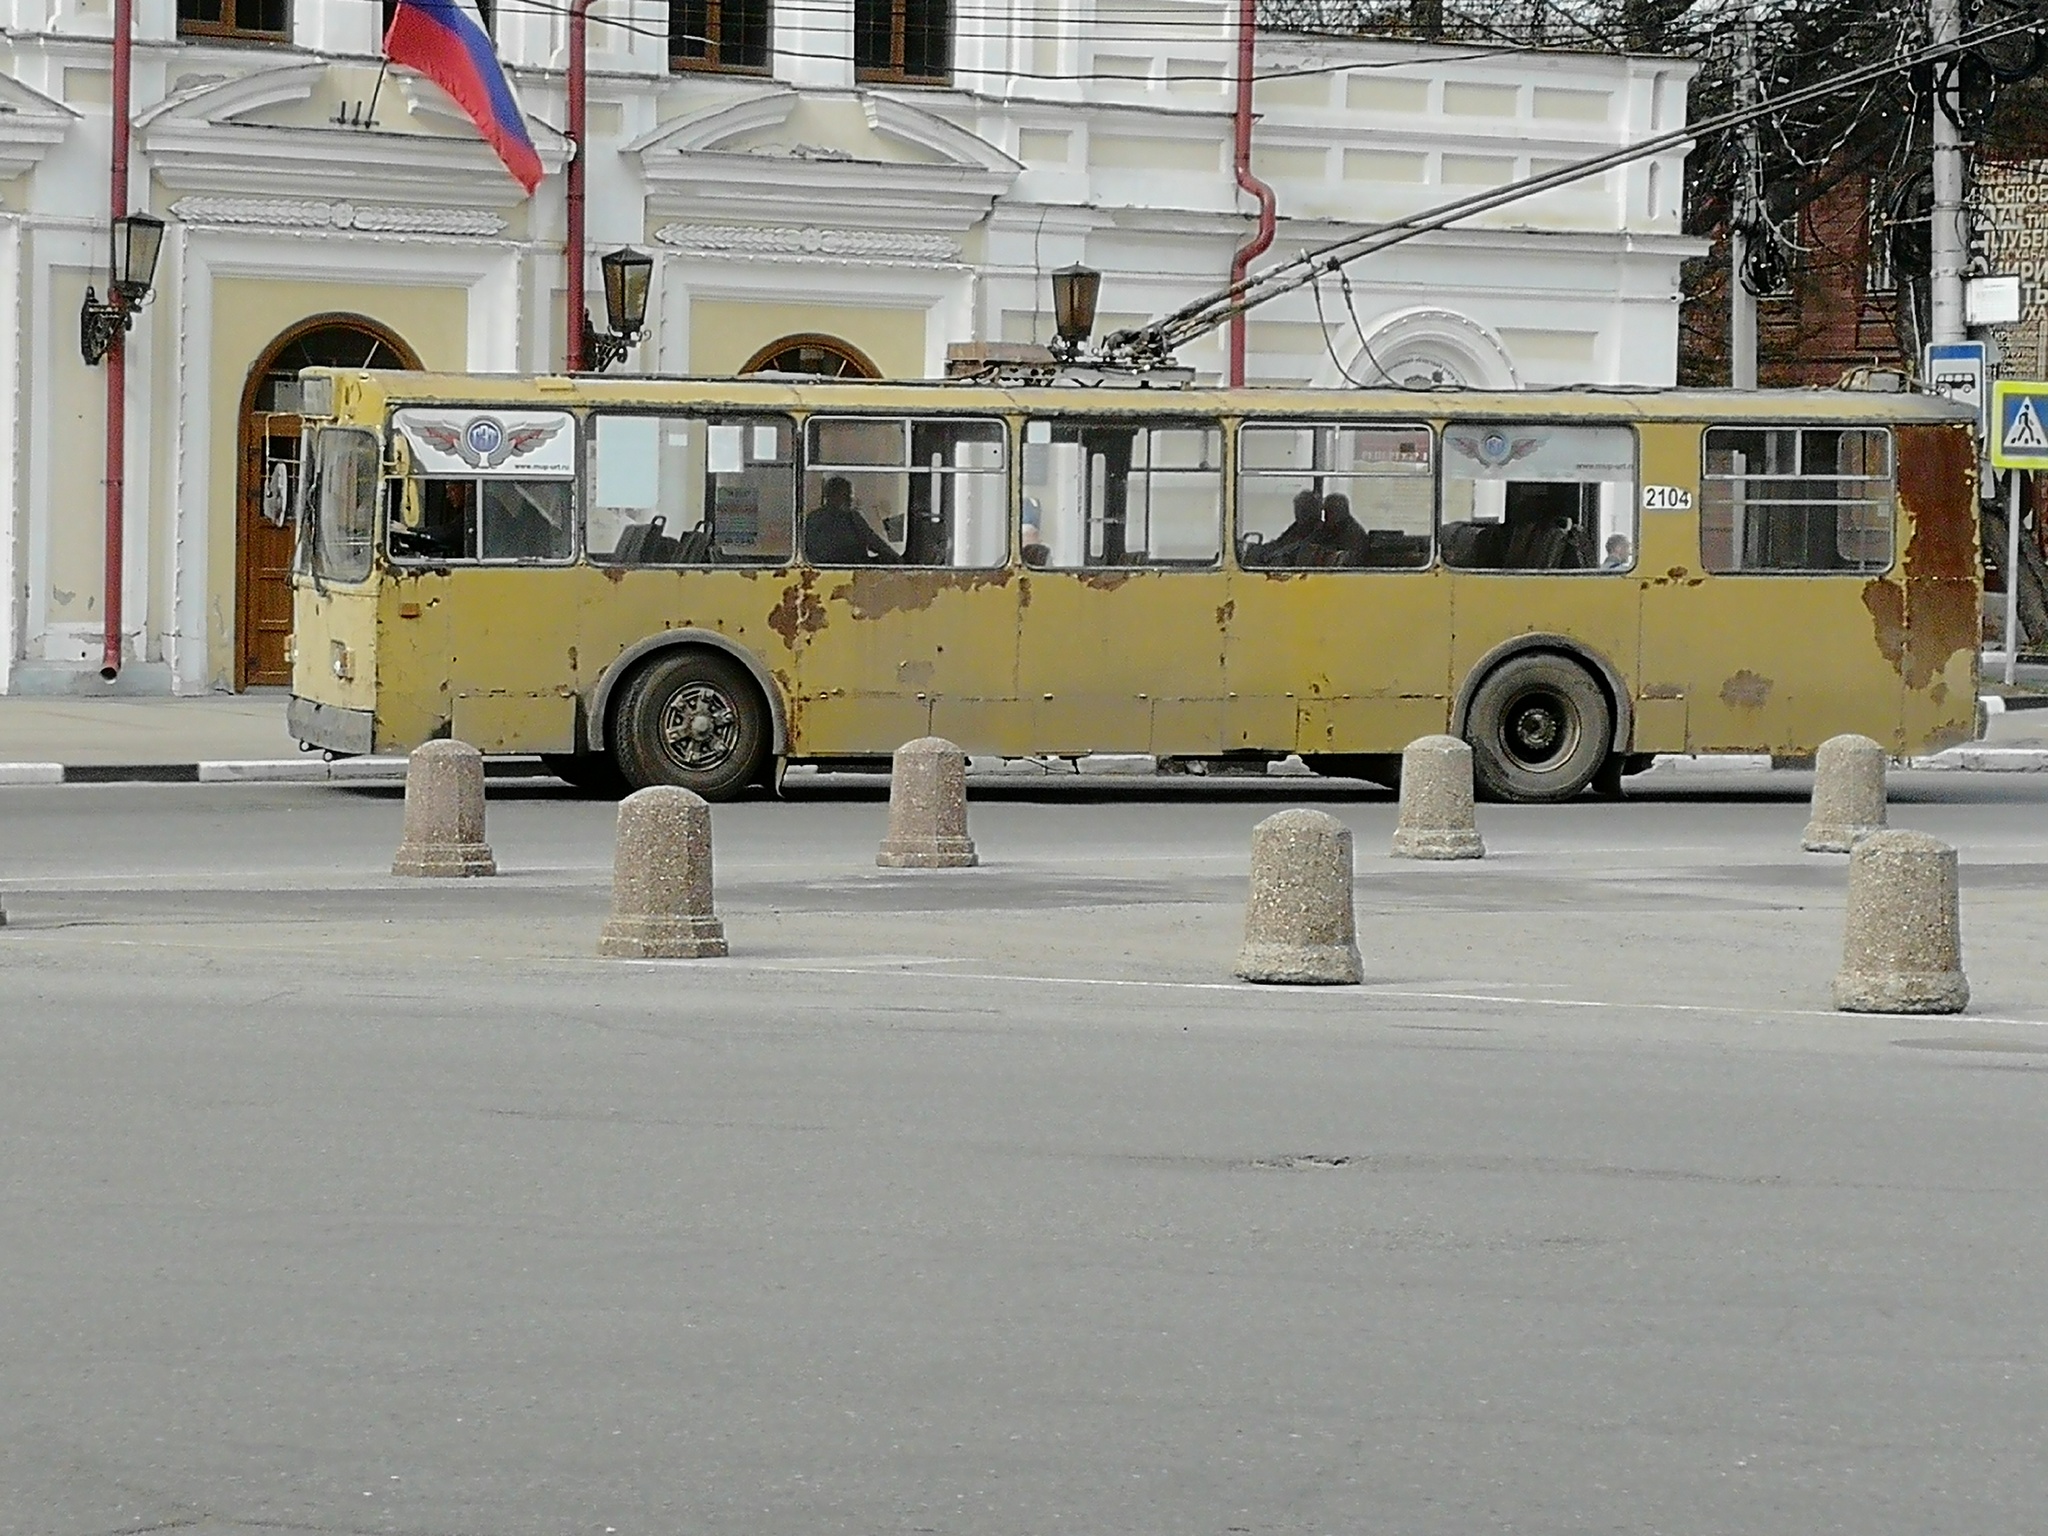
[1315,492,1372,568]
[1020,495,1050,567]
[804,474,897,565]
[1245,488,1323,568]
[1601,533,1633,570]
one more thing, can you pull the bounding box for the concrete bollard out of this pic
[1833,830,1969,1014]
[876,737,978,868]
[1390,735,1485,860]
[390,739,497,877]
[599,787,727,959]
[1235,809,1364,985]
[1803,733,1888,853]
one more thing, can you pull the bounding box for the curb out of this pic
[0,757,547,786]
[4,747,2046,788]
[1909,746,2048,771]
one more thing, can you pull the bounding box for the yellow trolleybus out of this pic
[286,370,1980,802]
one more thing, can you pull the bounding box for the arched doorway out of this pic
[237,315,419,689]
[740,333,881,379]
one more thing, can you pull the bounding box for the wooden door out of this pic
[238,413,300,687]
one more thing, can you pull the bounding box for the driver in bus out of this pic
[804,474,897,565]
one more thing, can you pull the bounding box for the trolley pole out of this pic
[1930,0,1968,343]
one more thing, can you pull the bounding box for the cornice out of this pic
[654,222,963,264]
[168,195,509,237]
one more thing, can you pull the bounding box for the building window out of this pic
[671,0,772,72]
[177,0,291,42]
[855,0,951,84]
[741,334,881,379]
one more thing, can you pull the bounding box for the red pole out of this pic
[1227,0,1276,389]
[101,0,133,680]
[565,0,588,371]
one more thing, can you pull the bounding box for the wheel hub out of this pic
[1502,691,1574,768]
[659,683,740,772]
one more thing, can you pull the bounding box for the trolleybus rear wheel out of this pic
[1463,653,1612,804]
[614,650,770,800]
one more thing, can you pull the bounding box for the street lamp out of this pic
[583,246,653,372]
[80,211,165,366]
[1050,262,1102,361]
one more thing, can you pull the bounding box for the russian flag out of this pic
[384,0,544,195]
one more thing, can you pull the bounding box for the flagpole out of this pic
[565,0,589,371]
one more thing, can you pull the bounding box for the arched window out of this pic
[741,334,882,379]
[252,324,413,414]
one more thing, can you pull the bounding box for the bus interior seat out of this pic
[1439,520,1506,568]
[1362,530,1431,568]
[612,517,661,563]
[1441,505,1594,572]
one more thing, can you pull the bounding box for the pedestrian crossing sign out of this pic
[1992,380,2048,468]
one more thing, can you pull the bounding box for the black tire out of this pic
[539,752,628,798]
[1463,653,1613,804]
[613,649,771,800]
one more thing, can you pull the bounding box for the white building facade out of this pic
[0,0,1701,694]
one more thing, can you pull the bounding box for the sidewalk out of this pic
[3,689,2047,784]
[0,694,300,768]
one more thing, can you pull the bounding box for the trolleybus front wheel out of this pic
[1463,653,1612,804]
[614,649,770,800]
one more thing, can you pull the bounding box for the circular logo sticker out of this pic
[465,418,505,459]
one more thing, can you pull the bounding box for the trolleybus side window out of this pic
[1700,426,1893,573]
[801,417,1007,568]
[1439,423,1638,573]
[1236,422,1433,570]
[387,408,577,566]
[588,413,796,566]
[1021,419,1223,569]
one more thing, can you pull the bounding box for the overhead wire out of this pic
[1114,2,2048,358]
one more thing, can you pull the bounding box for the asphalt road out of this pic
[3,772,2047,1535]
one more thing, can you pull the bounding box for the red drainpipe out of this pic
[1228,0,1276,389]
[100,0,133,680]
[565,0,589,371]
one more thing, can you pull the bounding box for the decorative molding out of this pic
[139,63,566,208]
[1345,305,1522,391]
[624,89,800,157]
[863,93,1022,176]
[169,196,508,237]
[655,223,962,263]
[0,70,77,178]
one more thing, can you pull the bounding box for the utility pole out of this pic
[1930,0,1968,342]
[102,0,133,679]
[1730,4,1759,389]
[565,0,590,371]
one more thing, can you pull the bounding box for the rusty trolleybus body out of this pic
[287,370,1979,802]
